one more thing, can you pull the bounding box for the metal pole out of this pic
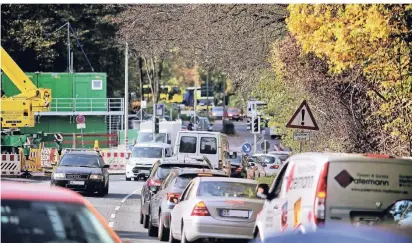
[70,52,74,73]
[138,57,143,121]
[81,129,84,148]
[206,69,209,112]
[67,22,71,73]
[153,103,156,142]
[299,142,302,153]
[194,65,198,130]
[124,42,129,147]
[253,133,257,154]
[73,132,76,148]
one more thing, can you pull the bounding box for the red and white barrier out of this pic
[1,154,21,175]
[100,151,131,170]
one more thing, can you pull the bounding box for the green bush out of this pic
[180,114,191,121]
[256,175,276,185]
[221,120,235,135]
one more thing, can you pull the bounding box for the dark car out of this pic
[51,151,110,197]
[227,107,241,121]
[148,168,228,240]
[140,156,214,229]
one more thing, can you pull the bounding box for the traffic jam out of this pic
[3,120,412,243]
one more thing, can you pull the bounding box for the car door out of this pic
[171,181,196,239]
[142,162,160,214]
[152,173,175,223]
[97,156,109,186]
[261,162,289,239]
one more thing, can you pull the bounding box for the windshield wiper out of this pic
[79,165,97,168]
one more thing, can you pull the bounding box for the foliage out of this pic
[287,4,412,155]
[256,175,275,185]
[1,4,124,95]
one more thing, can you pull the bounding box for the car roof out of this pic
[1,181,88,204]
[63,151,100,156]
[196,176,258,184]
[289,152,412,164]
[133,142,171,148]
[174,168,227,175]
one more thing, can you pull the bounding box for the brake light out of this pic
[313,162,329,225]
[270,165,279,169]
[235,167,242,172]
[167,193,181,200]
[148,179,161,187]
[191,201,211,216]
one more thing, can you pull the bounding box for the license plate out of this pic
[221,209,249,218]
[140,170,150,174]
[69,181,85,185]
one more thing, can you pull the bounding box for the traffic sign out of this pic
[293,131,310,141]
[156,104,164,116]
[260,140,270,152]
[286,100,319,130]
[141,100,147,109]
[76,115,85,124]
[241,143,252,154]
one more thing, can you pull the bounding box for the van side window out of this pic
[200,137,217,154]
[179,136,197,153]
[269,163,289,198]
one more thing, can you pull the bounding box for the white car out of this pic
[252,153,283,176]
[125,142,173,181]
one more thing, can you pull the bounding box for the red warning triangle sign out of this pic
[286,100,319,130]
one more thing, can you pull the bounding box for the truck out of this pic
[135,120,182,149]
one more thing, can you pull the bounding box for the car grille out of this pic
[132,166,151,173]
[66,174,88,180]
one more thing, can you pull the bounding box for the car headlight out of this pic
[89,174,103,180]
[53,173,65,179]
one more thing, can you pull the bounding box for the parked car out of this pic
[169,177,264,243]
[148,168,228,240]
[252,153,283,176]
[140,156,214,229]
[51,151,110,197]
[1,181,121,243]
[227,107,241,121]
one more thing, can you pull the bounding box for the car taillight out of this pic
[235,167,242,172]
[148,179,161,187]
[270,165,279,169]
[167,193,181,200]
[191,201,211,216]
[313,162,329,225]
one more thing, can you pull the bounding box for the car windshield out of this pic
[132,147,163,158]
[1,200,115,243]
[258,156,279,164]
[212,107,223,112]
[269,154,289,162]
[198,181,259,199]
[136,132,166,143]
[59,154,100,167]
[228,108,239,113]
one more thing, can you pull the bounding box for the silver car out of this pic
[169,177,264,242]
[148,168,228,241]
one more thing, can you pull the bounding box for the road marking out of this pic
[111,214,116,219]
[121,189,138,203]
[108,222,114,228]
[115,206,120,211]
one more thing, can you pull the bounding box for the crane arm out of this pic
[1,46,51,112]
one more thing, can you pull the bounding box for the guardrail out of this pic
[36,98,124,115]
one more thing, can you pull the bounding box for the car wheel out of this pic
[181,224,191,243]
[148,213,158,237]
[143,212,149,229]
[158,214,169,241]
[126,176,131,181]
[97,187,105,197]
[134,177,139,181]
[169,221,178,243]
[254,228,262,243]
[104,182,109,195]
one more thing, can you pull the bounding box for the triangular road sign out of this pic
[286,100,319,130]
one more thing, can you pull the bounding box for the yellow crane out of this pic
[1,46,52,128]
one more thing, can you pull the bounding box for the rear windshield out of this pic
[174,173,227,189]
[228,156,242,165]
[157,164,210,179]
[1,200,114,243]
[197,181,258,199]
[179,136,197,153]
[132,147,163,158]
[59,154,100,167]
[258,156,280,164]
[212,107,223,112]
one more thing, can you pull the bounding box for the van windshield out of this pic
[132,147,163,158]
[137,132,166,143]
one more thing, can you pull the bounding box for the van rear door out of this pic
[198,134,219,168]
[176,132,199,158]
[327,158,412,226]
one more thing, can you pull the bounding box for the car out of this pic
[1,181,121,243]
[227,107,241,121]
[245,156,267,180]
[169,177,264,243]
[148,168,228,240]
[253,153,412,242]
[267,151,291,162]
[126,142,173,181]
[140,156,214,230]
[252,153,283,176]
[51,150,110,197]
[210,106,225,120]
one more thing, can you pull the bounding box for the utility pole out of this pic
[194,63,198,130]
[67,22,71,72]
[138,57,143,121]
[124,42,129,147]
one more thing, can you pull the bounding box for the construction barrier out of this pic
[1,154,21,175]
[100,150,131,170]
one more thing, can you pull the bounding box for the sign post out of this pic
[260,140,270,154]
[286,100,319,152]
[76,115,86,148]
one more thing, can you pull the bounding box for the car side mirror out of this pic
[249,162,255,167]
[168,196,179,205]
[168,140,171,144]
[149,186,158,193]
[256,183,270,199]
[103,164,110,168]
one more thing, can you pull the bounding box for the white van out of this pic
[254,152,412,241]
[173,131,229,169]
[125,142,173,181]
